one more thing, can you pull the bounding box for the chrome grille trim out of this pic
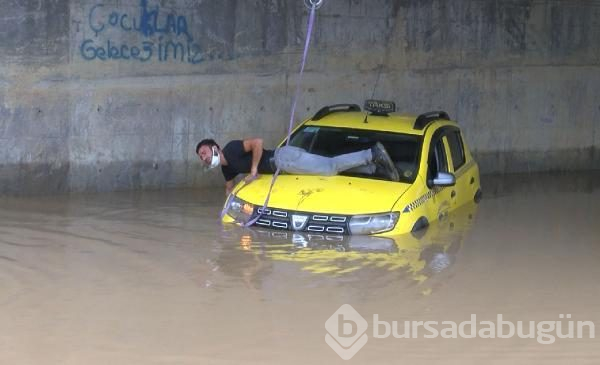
[272,221,289,229]
[326,226,345,233]
[257,208,272,215]
[251,207,349,234]
[307,225,325,232]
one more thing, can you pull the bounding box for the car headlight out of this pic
[225,195,255,224]
[349,212,399,235]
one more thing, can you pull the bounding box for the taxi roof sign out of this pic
[364,100,395,116]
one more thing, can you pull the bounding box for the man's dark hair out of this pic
[196,139,220,154]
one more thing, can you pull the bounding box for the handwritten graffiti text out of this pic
[80,0,203,64]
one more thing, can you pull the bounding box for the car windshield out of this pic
[287,126,422,182]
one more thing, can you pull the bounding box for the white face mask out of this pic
[208,146,220,169]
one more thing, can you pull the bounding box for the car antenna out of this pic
[364,64,384,124]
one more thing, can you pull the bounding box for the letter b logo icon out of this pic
[339,314,357,337]
[325,304,368,360]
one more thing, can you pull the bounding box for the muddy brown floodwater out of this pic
[0,172,599,364]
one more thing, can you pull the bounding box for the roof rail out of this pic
[413,111,450,130]
[311,104,361,121]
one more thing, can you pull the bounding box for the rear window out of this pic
[288,126,422,182]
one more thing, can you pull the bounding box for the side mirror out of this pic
[432,172,456,187]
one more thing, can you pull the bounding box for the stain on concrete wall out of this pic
[0,0,598,195]
[0,0,70,65]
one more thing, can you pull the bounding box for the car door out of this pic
[445,129,476,208]
[425,136,454,223]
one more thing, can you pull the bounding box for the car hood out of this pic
[233,175,411,214]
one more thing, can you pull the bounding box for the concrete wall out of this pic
[0,0,598,195]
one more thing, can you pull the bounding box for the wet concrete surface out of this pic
[0,171,599,364]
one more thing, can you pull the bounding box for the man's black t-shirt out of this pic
[220,140,275,181]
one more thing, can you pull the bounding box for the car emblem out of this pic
[291,214,309,231]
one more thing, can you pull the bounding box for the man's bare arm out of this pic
[242,138,264,178]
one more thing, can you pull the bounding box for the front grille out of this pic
[254,207,350,234]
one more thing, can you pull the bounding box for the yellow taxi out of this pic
[223,100,482,235]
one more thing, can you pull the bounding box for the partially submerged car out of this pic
[223,201,479,294]
[223,100,482,235]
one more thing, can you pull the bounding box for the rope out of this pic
[221,2,320,226]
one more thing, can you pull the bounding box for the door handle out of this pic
[451,190,456,198]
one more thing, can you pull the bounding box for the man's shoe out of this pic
[371,142,400,182]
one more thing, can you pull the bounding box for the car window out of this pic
[288,126,422,182]
[446,130,466,170]
[428,139,448,181]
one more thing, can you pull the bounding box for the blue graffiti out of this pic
[80,38,203,64]
[82,0,203,64]
[81,39,153,62]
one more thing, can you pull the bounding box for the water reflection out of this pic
[219,201,478,294]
